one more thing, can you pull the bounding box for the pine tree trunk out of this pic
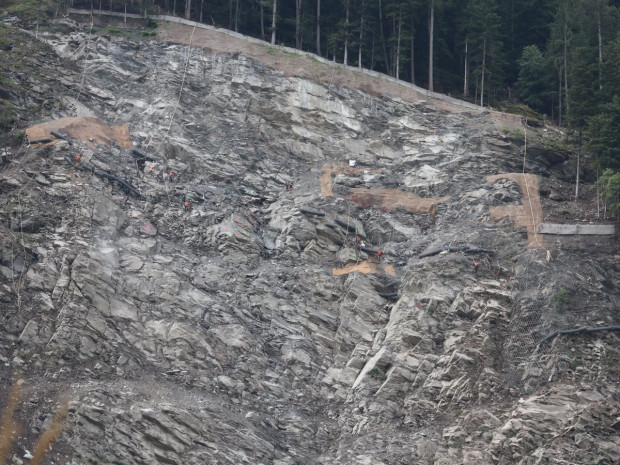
[575,147,580,200]
[428,0,434,92]
[371,30,375,70]
[200,0,203,22]
[597,0,603,89]
[260,2,265,37]
[481,37,486,107]
[378,0,391,76]
[296,0,302,50]
[229,0,233,29]
[316,0,321,55]
[185,0,191,20]
[271,0,277,44]
[563,11,569,119]
[596,164,600,218]
[235,0,240,32]
[358,0,364,68]
[463,35,468,96]
[558,67,562,127]
[410,15,415,84]
[344,0,349,65]
[395,5,402,80]
[474,75,478,104]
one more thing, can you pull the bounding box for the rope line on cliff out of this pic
[148,21,198,152]
[523,118,551,261]
[76,12,94,104]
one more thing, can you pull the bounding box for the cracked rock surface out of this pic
[0,17,618,465]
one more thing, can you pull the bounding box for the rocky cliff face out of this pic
[0,15,618,465]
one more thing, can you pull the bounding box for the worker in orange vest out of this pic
[75,154,81,167]
[184,201,190,212]
[168,171,175,183]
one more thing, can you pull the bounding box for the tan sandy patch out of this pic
[332,260,396,276]
[486,173,543,247]
[26,116,133,149]
[349,188,450,214]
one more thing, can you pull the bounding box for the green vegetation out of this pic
[0,111,15,134]
[145,17,158,29]
[368,367,387,382]
[551,288,569,313]
[4,0,53,23]
[597,169,620,216]
[141,16,158,39]
[502,128,525,142]
[102,26,132,37]
[552,288,568,304]
[541,136,569,151]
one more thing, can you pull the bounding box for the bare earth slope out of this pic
[0,15,618,465]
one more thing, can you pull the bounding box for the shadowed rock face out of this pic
[0,18,618,465]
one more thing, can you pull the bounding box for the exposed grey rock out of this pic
[0,16,616,465]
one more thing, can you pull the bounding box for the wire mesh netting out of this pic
[502,248,611,391]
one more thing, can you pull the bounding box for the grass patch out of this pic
[3,0,54,24]
[102,26,132,38]
[497,102,543,121]
[541,136,569,151]
[551,288,569,313]
[141,29,157,39]
[502,127,525,142]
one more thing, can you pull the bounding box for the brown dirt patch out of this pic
[320,164,383,197]
[26,117,133,149]
[486,173,543,247]
[349,188,450,214]
[332,261,396,277]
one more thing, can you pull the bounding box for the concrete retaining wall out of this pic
[538,223,616,235]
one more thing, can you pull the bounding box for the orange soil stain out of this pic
[349,188,450,214]
[486,173,543,247]
[26,116,134,149]
[332,260,396,276]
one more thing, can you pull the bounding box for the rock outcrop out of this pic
[0,15,618,465]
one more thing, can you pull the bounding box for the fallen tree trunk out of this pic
[418,247,444,258]
[537,326,620,347]
[419,245,495,258]
[360,245,381,255]
[334,218,367,239]
[27,138,53,144]
[50,131,73,145]
[378,292,398,300]
[300,208,326,217]
[64,157,145,199]
[131,149,157,162]
[464,247,495,254]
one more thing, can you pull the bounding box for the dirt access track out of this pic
[69,8,522,127]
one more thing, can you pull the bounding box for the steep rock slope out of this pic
[0,17,618,465]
